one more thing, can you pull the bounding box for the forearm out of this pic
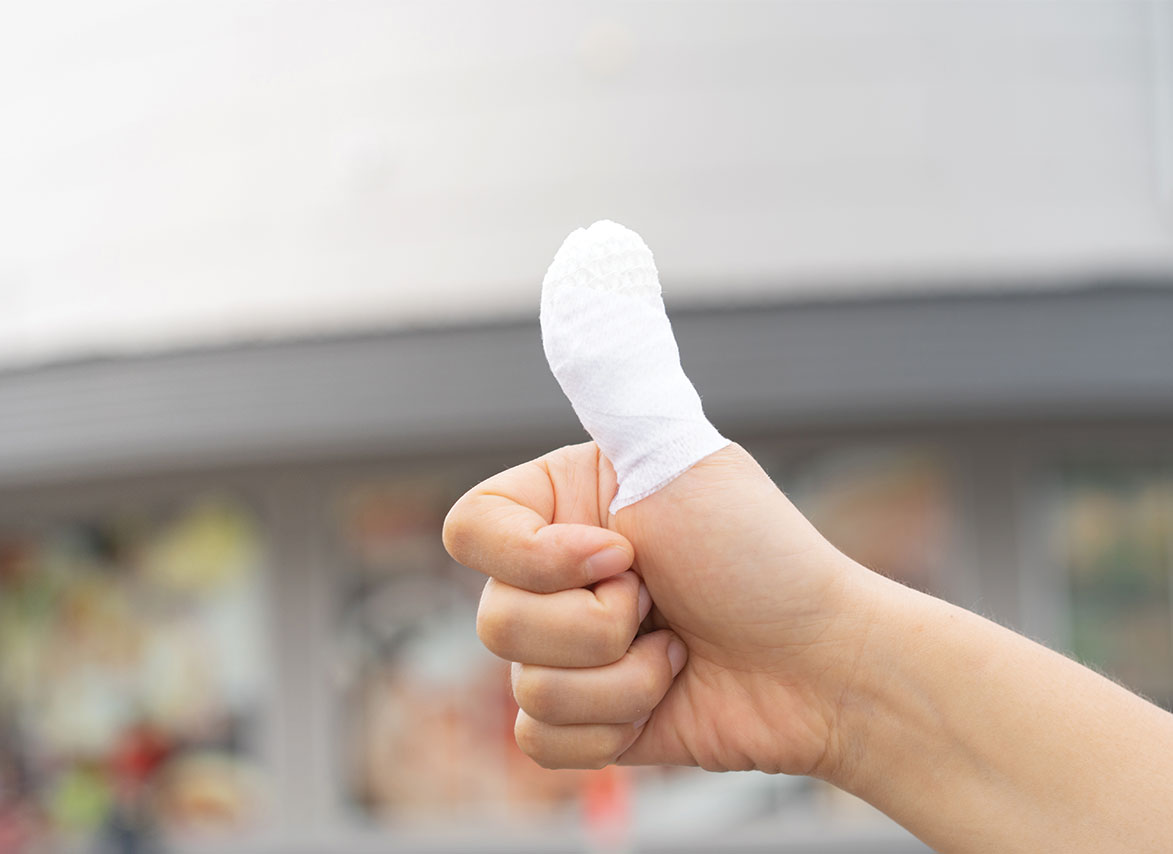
[826,568,1173,853]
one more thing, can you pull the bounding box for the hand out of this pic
[444,440,1173,853]
[442,440,874,775]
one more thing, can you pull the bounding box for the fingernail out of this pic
[637,582,652,622]
[584,546,630,581]
[667,639,688,676]
[633,714,651,730]
[509,662,522,702]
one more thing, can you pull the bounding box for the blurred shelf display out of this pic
[2,425,1171,853]
[1045,462,1173,710]
[0,496,269,851]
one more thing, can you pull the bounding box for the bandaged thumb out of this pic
[540,221,730,514]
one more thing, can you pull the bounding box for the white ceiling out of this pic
[1,1,1171,367]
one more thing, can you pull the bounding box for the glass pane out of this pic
[1047,464,1173,709]
[0,495,269,850]
[788,446,954,595]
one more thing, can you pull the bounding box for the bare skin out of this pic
[443,441,1173,852]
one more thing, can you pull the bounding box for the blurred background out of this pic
[1,1,1172,852]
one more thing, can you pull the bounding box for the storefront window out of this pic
[789,446,955,594]
[1046,464,1173,709]
[0,496,269,850]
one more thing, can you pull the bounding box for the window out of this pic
[0,496,269,848]
[788,445,955,595]
[1045,463,1173,709]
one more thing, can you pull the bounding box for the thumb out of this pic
[540,220,730,516]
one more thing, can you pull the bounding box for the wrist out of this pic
[804,562,928,785]
[812,567,992,797]
[734,545,905,780]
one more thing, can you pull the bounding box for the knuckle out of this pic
[604,728,631,762]
[584,632,624,667]
[441,502,473,564]
[528,577,558,596]
[504,536,544,593]
[579,599,631,665]
[600,616,634,664]
[582,731,626,770]
[515,565,547,595]
[531,751,568,771]
[513,715,553,767]
[512,668,558,722]
[512,715,536,756]
[475,600,514,659]
[580,630,612,666]
[581,754,611,772]
[516,541,560,594]
[635,665,663,703]
[531,754,564,771]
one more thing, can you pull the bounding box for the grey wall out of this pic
[1,284,1171,487]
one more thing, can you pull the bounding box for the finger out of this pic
[514,709,646,771]
[512,630,688,725]
[443,446,632,593]
[477,571,649,667]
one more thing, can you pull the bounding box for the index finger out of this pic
[442,446,634,593]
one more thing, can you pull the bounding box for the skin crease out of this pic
[444,439,1173,852]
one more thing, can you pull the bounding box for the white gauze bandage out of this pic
[540,220,730,514]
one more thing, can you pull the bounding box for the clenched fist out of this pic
[442,441,872,777]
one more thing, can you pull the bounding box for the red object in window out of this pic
[582,765,631,851]
[109,723,171,787]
